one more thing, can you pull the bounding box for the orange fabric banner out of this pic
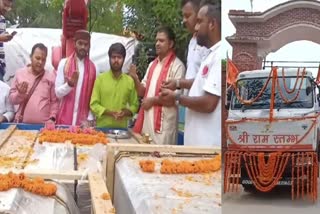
[227,59,239,85]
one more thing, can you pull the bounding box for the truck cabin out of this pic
[226,69,318,112]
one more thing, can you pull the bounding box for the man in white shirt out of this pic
[0,80,14,122]
[161,3,221,147]
[55,30,97,126]
[181,0,208,80]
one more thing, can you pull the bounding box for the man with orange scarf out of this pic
[129,26,185,145]
[55,30,96,126]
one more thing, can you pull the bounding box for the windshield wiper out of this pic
[241,105,247,112]
[241,103,269,112]
[302,110,320,116]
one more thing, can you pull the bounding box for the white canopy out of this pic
[3,28,137,84]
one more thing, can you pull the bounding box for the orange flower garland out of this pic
[139,155,221,174]
[160,154,221,174]
[224,151,318,202]
[281,67,301,94]
[276,68,305,104]
[224,151,242,193]
[291,152,318,201]
[39,129,108,145]
[139,160,155,173]
[101,192,111,200]
[243,152,290,192]
[233,69,272,105]
[0,172,57,196]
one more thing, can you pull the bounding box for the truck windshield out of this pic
[231,77,314,110]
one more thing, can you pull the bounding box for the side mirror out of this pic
[306,86,312,96]
[317,86,320,106]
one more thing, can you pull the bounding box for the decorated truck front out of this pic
[224,68,319,201]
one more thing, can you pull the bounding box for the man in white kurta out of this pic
[55,30,97,126]
[55,57,95,124]
[130,26,185,145]
[0,80,14,122]
[141,58,185,145]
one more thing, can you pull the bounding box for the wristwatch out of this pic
[176,79,181,89]
[175,92,181,106]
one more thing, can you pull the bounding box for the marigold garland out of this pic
[233,67,306,107]
[139,155,221,174]
[139,160,155,173]
[281,67,300,94]
[243,152,290,192]
[39,128,108,145]
[224,151,242,193]
[224,151,318,202]
[101,192,111,200]
[233,69,272,105]
[160,154,221,174]
[276,68,306,104]
[0,172,57,196]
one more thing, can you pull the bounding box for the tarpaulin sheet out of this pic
[114,156,221,214]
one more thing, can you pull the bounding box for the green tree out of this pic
[6,0,124,34]
[6,0,192,77]
[87,0,124,34]
[6,0,63,27]
[123,0,189,76]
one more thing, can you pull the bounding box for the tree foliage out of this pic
[6,0,124,34]
[6,0,63,28]
[6,0,191,75]
[123,0,189,76]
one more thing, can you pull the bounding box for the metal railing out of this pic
[263,60,320,70]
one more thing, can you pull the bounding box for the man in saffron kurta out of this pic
[129,26,185,145]
[90,43,139,128]
[9,43,59,124]
[55,30,96,126]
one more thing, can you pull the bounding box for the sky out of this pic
[222,0,320,74]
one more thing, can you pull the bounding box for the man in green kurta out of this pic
[90,43,139,128]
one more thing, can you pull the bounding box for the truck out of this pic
[224,67,319,201]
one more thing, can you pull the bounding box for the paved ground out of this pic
[223,185,320,214]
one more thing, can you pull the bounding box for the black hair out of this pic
[201,2,221,28]
[156,26,176,46]
[200,0,221,7]
[181,0,202,11]
[108,43,126,59]
[31,43,48,56]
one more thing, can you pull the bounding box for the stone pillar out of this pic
[231,42,263,72]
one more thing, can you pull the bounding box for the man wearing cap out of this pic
[55,30,97,126]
